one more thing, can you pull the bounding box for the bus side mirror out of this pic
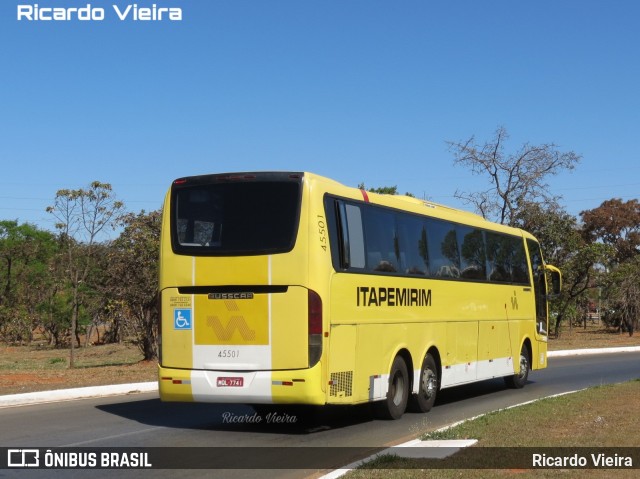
[545,265,562,297]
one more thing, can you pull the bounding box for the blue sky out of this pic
[2,1,639,234]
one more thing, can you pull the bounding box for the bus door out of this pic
[527,239,548,337]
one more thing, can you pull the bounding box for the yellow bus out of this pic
[158,172,561,419]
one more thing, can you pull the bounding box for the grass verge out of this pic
[343,380,640,479]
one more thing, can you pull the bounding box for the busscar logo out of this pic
[208,292,254,300]
[8,449,39,467]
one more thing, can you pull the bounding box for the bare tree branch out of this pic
[448,126,581,225]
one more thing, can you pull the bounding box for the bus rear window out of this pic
[171,178,301,256]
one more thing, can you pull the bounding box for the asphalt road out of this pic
[1,351,639,479]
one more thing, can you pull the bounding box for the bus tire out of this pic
[408,353,438,413]
[375,356,409,420]
[505,344,530,389]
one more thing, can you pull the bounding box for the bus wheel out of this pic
[375,356,409,420]
[408,353,438,413]
[505,344,530,389]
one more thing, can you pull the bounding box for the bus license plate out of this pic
[217,377,243,387]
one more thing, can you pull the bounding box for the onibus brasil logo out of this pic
[7,448,153,468]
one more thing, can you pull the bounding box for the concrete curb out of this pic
[0,382,157,408]
[1,346,639,409]
[547,346,640,357]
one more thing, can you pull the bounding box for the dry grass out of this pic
[423,380,640,447]
[549,322,640,351]
[0,343,156,395]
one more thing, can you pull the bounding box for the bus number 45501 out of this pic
[218,349,239,358]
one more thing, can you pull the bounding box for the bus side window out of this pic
[510,238,529,284]
[457,226,487,280]
[427,219,460,278]
[396,214,429,275]
[362,206,398,273]
[486,233,528,284]
[344,203,366,269]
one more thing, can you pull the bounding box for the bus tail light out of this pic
[308,289,323,367]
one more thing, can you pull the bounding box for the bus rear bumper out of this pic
[158,364,325,405]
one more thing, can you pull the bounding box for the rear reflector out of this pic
[272,381,294,386]
[308,290,323,335]
[308,289,323,367]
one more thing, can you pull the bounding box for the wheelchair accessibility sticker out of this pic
[174,309,192,330]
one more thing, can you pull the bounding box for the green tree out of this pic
[106,210,161,360]
[581,198,640,334]
[448,126,581,225]
[0,221,58,343]
[38,286,72,347]
[602,257,640,335]
[513,202,612,336]
[580,198,640,265]
[46,182,125,367]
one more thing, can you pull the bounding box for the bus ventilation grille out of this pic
[330,371,353,397]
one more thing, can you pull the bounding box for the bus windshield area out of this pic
[171,179,301,256]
